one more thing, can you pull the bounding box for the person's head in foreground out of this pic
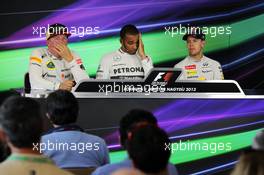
[0,90,19,162]
[120,24,141,55]
[231,149,264,175]
[46,90,78,126]
[0,96,42,153]
[183,27,206,60]
[126,125,171,175]
[46,23,71,58]
[119,109,158,148]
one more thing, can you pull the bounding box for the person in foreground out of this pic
[92,109,178,175]
[41,90,109,168]
[125,124,172,175]
[0,96,73,175]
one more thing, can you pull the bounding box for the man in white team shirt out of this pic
[29,23,89,91]
[174,27,224,80]
[96,24,153,79]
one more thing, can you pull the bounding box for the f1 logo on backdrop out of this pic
[144,68,181,85]
[153,72,165,81]
[153,72,173,82]
[151,72,175,86]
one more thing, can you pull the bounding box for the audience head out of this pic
[231,149,264,175]
[127,125,171,174]
[0,96,42,149]
[252,130,264,150]
[119,109,157,148]
[46,90,79,126]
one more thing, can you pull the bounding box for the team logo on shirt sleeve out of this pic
[30,57,42,67]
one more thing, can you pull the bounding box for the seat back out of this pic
[24,72,31,94]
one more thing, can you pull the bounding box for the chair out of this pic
[24,72,31,94]
[64,167,96,175]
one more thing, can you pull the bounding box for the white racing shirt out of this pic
[29,48,89,90]
[96,49,153,79]
[174,56,224,80]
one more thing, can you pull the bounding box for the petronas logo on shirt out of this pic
[46,61,55,70]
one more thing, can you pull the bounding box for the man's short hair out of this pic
[46,23,71,40]
[46,90,79,125]
[0,96,42,148]
[120,24,139,39]
[0,90,20,106]
[182,26,205,41]
[127,125,171,174]
[0,141,10,162]
[119,109,157,148]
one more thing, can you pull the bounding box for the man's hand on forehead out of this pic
[138,33,148,60]
[53,41,73,62]
[47,41,60,58]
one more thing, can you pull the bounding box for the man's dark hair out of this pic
[127,125,171,174]
[0,96,42,148]
[0,141,10,162]
[119,109,157,147]
[0,90,20,106]
[46,90,79,125]
[120,24,139,39]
